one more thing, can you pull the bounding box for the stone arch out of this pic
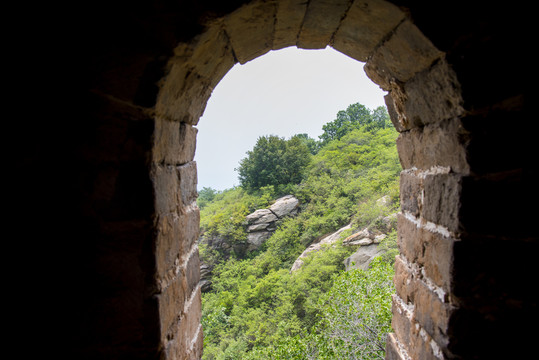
[61,0,533,359]
[152,1,470,359]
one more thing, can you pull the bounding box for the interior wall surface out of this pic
[23,1,533,359]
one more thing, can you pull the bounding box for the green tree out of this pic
[319,104,392,145]
[316,257,395,359]
[198,187,218,209]
[294,133,320,155]
[236,135,311,193]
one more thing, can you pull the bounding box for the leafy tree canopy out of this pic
[236,135,312,193]
[319,103,391,146]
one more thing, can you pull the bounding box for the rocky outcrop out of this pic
[290,224,352,273]
[290,212,397,273]
[245,195,299,251]
[343,213,397,271]
[199,195,300,291]
[343,244,384,271]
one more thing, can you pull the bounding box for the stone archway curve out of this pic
[151,0,468,359]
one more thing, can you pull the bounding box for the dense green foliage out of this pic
[318,104,391,146]
[198,103,400,360]
[243,257,395,360]
[236,134,312,193]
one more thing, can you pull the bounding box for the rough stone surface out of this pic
[388,59,465,131]
[225,0,277,63]
[365,20,443,90]
[269,194,300,217]
[332,0,405,62]
[396,118,471,174]
[291,224,352,272]
[245,195,300,251]
[273,0,308,50]
[344,243,384,271]
[69,1,533,359]
[297,0,350,49]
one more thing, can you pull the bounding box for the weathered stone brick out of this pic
[273,0,307,50]
[155,213,182,279]
[413,276,453,347]
[153,119,198,165]
[385,333,408,360]
[225,0,277,64]
[156,62,213,124]
[422,173,462,233]
[391,294,414,350]
[365,20,443,90]
[397,214,455,293]
[396,118,470,174]
[385,93,407,133]
[297,0,350,49]
[177,162,198,206]
[155,204,200,282]
[170,287,202,359]
[389,59,465,130]
[400,171,422,217]
[332,0,405,62]
[183,23,237,88]
[178,123,198,164]
[181,249,201,302]
[179,204,201,259]
[158,275,185,340]
[152,163,180,216]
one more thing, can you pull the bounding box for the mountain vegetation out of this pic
[198,103,401,359]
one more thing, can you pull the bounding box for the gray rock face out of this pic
[269,195,300,218]
[290,224,352,273]
[343,243,384,271]
[245,195,300,251]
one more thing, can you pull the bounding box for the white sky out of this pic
[195,46,387,191]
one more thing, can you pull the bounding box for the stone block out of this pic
[397,214,455,293]
[177,162,198,206]
[392,290,448,360]
[422,173,462,233]
[396,118,470,174]
[181,249,201,303]
[332,0,405,61]
[153,118,198,165]
[391,294,414,350]
[155,213,182,279]
[152,163,180,216]
[175,288,202,358]
[273,0,308,50]
[413,276,453,347]
[183,23,237,88]
[157,275,185,339]
[156,62,213,124]
[365,20,443,90]
[389,59,465,131]
[225,1,277,64]
[155,204,200,282]
[297,0,350,49]
[384,93,407,133]
[177,122,198,164]
[178,204,201,261]
[385,333,408,360]
[399,171,422,217]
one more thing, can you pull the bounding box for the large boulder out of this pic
[343,243,384,271]
[245,195,300,251]
[290,224,352,273]
[269,195,300,218]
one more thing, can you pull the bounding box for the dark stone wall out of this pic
[15,1,532,359]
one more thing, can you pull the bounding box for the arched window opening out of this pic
[196,47,399,359]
